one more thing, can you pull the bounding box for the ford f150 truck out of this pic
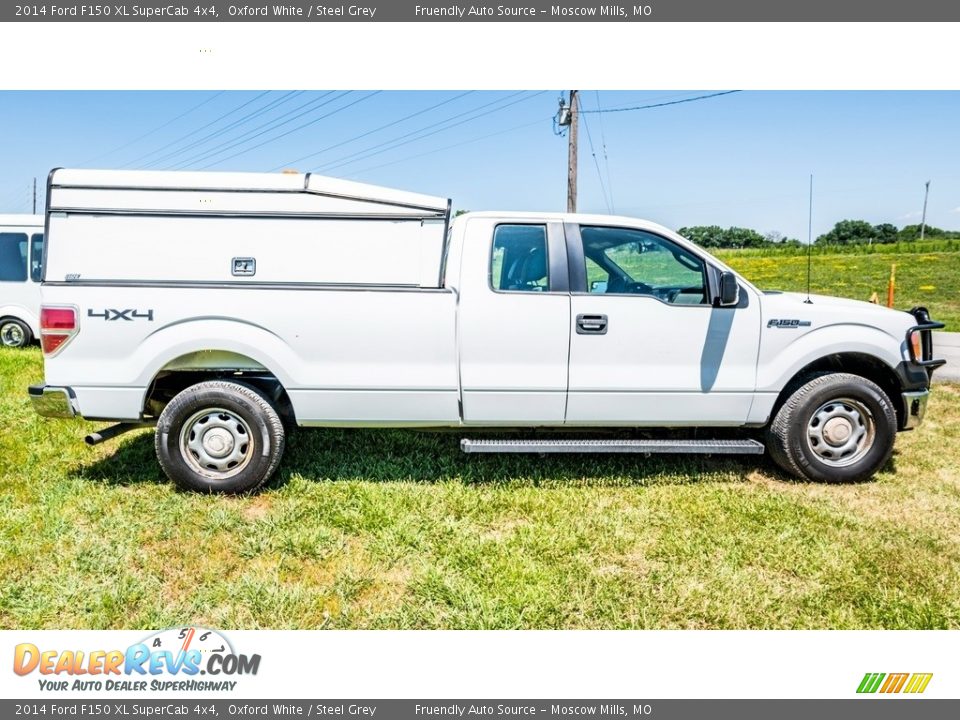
[29,169,944,493]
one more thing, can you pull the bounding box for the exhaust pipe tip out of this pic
[84,421,156,447]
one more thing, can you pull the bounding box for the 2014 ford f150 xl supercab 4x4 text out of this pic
[28,169,945,493]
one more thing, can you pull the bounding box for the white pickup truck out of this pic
[29,169,944,493]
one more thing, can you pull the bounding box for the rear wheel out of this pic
[766,372,897,483]
[0,318,32,348]
[155,380,285,494]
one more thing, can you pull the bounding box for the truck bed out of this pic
[41,283,460,425]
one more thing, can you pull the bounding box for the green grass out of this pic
[720,238,960,257]
[2,347,960,629]
[716,245,960,329]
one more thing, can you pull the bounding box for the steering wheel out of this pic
[624,281,654,295]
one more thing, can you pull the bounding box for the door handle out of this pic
[576,313,608,335]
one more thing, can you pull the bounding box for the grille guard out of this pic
[906,306,946,370]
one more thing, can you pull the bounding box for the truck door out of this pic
[457,218,571,425]
[565,224,760,425]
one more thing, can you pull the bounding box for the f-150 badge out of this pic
[767,318,812,328]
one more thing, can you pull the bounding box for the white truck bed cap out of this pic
[49,169,450,215]
[43,169,451,288]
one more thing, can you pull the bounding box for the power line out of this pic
[594,91,616,213]
[0,182,27,203]
[0,183,32,211]
[345,116,548,178]
[139,91,305,169]
[579,90,742,114]
[581,90,723,112]
[577,95,612,214]
[270,91,475,171]
[119,90,277,168]
[314,91,545,174]
[78,91,225,166]
[171,91,350,169]
[310,91,528,173]
[195,92,383,170]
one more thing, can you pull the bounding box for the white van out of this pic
[0,214,45,348]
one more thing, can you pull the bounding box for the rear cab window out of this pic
[491,224,549,292]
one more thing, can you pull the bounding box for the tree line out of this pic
[678,221,960,249]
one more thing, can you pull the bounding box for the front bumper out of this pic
[28,385,77,419]
[901,390,929,430]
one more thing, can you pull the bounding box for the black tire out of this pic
[155,380,285,494]
[765,372,897,483]
[0,318,32,348]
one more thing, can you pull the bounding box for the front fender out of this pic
[757,323,905,393]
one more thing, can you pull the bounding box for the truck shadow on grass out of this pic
[67,426,818,490]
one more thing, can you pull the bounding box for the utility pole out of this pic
[919,180,930,241]
[32,178,36,214]
[557,90,579,212]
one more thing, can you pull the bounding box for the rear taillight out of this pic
[40,306,78,356]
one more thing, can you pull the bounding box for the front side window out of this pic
[580,226,707,305]
[491,224,549,292]
[30,233,44,282]
[0,233,28,282]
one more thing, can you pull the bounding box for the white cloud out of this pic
[950,206,960,214]
[898,211,922,220]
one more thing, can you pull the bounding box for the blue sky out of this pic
[0,90,957,240]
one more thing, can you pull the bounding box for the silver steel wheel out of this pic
[179,407,254,479]
[1,322,25,348]
[805,397,876,467]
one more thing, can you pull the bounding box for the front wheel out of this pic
[155,380,285,494]
[0,318,32,348]
[766,372,897,483]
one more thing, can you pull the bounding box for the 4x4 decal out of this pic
[87,308,154,321]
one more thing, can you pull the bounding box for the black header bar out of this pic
[6,0,960,22]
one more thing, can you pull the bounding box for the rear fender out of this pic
[133,318,298,391]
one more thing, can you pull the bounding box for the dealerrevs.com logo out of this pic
[13,627,261,692]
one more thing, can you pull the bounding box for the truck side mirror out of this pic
[718,271,740,306]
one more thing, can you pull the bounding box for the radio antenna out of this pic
[805,174,814,304]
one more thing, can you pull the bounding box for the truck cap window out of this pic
[580,226,706,305]
[491,224,549,292]
[0,233,28,282]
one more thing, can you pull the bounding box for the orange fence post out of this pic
[886,263,896,308]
